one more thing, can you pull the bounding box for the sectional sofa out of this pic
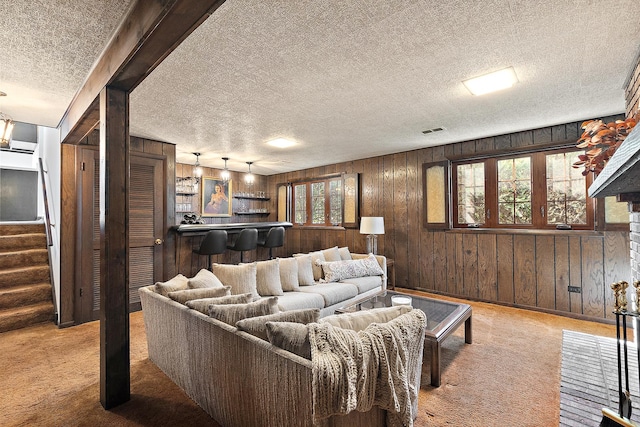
[139,248,428,426]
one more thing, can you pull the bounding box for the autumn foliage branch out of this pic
[572,112,639,176]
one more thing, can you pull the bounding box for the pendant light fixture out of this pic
[0,92,14,149]
[221,157,230,182]
[245,161,255,184]
[193,152,203,179]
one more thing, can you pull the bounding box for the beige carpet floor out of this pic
[0,289,617,427]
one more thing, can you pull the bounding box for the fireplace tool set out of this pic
[601,280,640,427]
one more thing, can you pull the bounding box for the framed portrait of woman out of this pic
[201,177,232,217]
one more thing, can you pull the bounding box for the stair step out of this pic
[0,223,45,236]
[0,265,50,288]
[0,234,47,253]
[0,249,48,269]
[0,283,52,310]
[0,302,54,333]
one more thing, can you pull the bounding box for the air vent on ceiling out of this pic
[422,127,445,135]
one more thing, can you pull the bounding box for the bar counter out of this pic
[173,221,293,275]
[173,221,293,235]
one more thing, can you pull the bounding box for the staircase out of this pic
[0,223,55,333]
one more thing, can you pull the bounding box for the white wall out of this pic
[38,126,61,324]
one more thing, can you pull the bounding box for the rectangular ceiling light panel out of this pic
[463,66,518,96]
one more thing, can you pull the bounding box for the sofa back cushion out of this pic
[295,254,315,286]
[188,269,225,289]
[168,286,231,304]
[319,306,413,332]
[255,259,284,296]
[338,247,352,260]
[277,257,300,291]
[185,293,253,314]
[209,297,279,325]
[308,251,326,281]
[265,321,311,359]
[212,262,259,300]
[317,254,385,283]
[155,274,189,296]
[236,308,320,341]
[321,246,342,262]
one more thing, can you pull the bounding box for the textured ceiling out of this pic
[3,0,640,175]
[0,0,132,127]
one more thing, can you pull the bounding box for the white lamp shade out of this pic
[360,217,385,235]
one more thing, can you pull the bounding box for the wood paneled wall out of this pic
[59,132,175,326]
[266,117,631,321]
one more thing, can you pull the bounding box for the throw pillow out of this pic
[155,274,189,296]
[255,259,284,296]
[318,254,385,283]
[295,254,315,286]
[168,286,231,304]
[308,251,326,281]
[278,257,300,291]
[265,321,311,359]
[319,305,412,332]
[212,262,259,300]
[321,246,342,262]
[209,297,279,325]
[338,247,352,261]
[188,269,225,289]
[236,308,320,341]
[185,293,253,314]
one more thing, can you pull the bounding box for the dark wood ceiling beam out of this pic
[59,0,227,145]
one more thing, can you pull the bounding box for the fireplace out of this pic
[590,122,640,291]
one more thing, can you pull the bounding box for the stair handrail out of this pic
[38,157,58,324]
[38,158,54,247]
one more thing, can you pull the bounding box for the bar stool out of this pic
[227,228,258,263]
[257,226,285,259]
[192,230,228,270]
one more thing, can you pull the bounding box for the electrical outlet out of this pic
[568,286,581,293]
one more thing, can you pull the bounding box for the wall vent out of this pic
[422,127,445,135]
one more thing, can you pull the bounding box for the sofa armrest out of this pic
[350,253,387,293]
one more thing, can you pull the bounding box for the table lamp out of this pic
[360,217,384,255]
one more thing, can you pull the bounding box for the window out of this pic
[293,177,344,227]
[453,148,594,229]
[456,162,485,224]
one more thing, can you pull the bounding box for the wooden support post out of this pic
[99,86,130,409]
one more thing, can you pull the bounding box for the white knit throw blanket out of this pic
[308,309,427,427]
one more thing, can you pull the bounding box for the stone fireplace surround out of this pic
[590,52,640,286]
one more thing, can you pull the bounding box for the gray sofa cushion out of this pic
[185,293,253,314]
[321,246,342,262]
[236,308,320,341]
[278,257,300,292]
[265,321,311,359]
[338,247,352,260]
[155,274,189,296]
[209,297,279,325]
[188,269,225,289]
[319,306,413,332]
[276,291,325,311]
[212,262,259,300]
[308,251,326,281]
[298,282,359,307]
[295,254,315,286]
[255,259,284,296]
[168,286,231,304]
[340,276,382,294]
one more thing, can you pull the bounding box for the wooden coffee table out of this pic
[336,291,472,387]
